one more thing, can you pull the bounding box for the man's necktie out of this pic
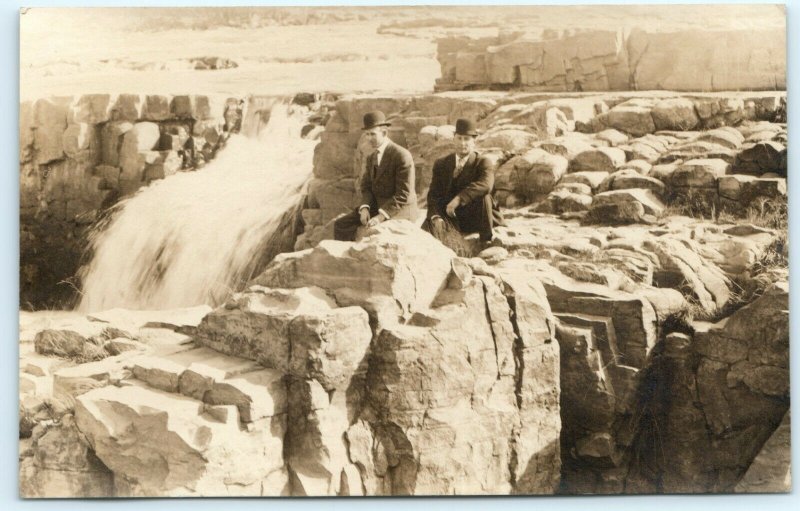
[453,158,464,179]
[372,150,380,174]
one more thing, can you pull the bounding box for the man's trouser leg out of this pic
[333,209,363,241]
[457,194,496,241]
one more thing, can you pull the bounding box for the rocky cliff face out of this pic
[18,87,789,496]
[19,212,788,496]
[434,28,785,92]
[19,94,246,309]
[20,223,562,496]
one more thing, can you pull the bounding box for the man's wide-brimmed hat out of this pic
[455,118,479,137]
[362,111,391,130]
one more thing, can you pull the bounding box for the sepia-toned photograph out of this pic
[18,3,788,498]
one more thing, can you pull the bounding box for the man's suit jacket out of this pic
[360,140,418,220]
[426,151,496,220]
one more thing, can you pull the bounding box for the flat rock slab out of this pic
[86,305,213,331]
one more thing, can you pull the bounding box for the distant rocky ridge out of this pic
[434,28,785,92]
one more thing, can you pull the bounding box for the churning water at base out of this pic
[78,102,315,312]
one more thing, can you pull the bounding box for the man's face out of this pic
[455,133,476,157]
[364,127,387,149]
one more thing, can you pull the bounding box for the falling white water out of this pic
[78,101,315,312]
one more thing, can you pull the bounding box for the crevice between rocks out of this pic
[479,279,502,381]
[501,284,525,490]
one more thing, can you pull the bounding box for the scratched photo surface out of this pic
[19,4,788,497]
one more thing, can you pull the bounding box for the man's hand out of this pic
[430,217,445,239]
[359,208,370,226]
[367,214,385,228]
[446,196,461,218]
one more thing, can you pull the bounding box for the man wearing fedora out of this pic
[333,111,419,241]
[424,118,503,246]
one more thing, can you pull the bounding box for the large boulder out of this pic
[592,188,665,217]
[517,148,569,199]
[734,141,787,177]
[19,415,114,498]
[618,159,652,175]
[596,129,629,147]
[478,127,538,152]
[734,411,791,493]
[609,173,666,197]
[536,135,595,161]
[718,175,786,209]
[560,171,609,192]
[697,128,744,150]
[75,382,288,496]
[539,190,593,214]
[195,285,369,371]
[694,97,746,128]
[253,221,455,319]
[651,98,700,131]
[313,131,360,179]
[659,141,737,165]
[670,158,730,188]
[570,147,626,173]
[308,178,357,223]
[596,105,656,137]
[690,282,789,490]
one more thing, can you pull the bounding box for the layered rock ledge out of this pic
[21,223,562,496]
[19,93,326,309]
[19,86,789,496]
[434,28,786,92]
[20,210,788,495]
[19,94,247,308]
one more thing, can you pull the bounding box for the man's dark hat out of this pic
[455,118,479,137]
[362,111,391,130]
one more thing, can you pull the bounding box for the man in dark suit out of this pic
[334,111,418,241]
[424,118,503,245]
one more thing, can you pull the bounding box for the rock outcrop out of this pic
[19,86,789,497]
[19,204,788,496]
[20,94,247,309]
[295,90,785,255]
[435,28,785,93]
[21,223,565,496]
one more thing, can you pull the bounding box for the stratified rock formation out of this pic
[19,86,789,497]
[19,94,247,309]
[20,223,564,496]
[434,28,785,92]
[19,205,789,495]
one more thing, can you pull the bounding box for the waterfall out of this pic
[77,100,316,312]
